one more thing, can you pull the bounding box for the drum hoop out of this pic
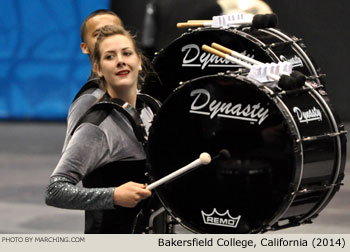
[241,28,341,222]
[297,82,344,222]
[260,85,304,227]
[263,82,345,225]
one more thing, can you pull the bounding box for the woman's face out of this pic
[96,34,141,93]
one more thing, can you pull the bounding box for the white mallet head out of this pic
[199,152,211,165]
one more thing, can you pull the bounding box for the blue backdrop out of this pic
[0,0,109,120]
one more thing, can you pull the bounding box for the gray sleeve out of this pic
[45,176,115,210]
[47,123,115,210]
[52,123,110,183]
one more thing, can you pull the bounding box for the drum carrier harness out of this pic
[70,92,161,233]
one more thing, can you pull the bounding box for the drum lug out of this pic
[292,183,344,196]
[291,187,310,196]
[274,81,327,96]
[263,40,301,49]
[276,84,324,96]
[307,73,326,81]
[324,182,344,189]
[291,188,307,195]
[174,217,182,224]
[296,131,347,143]
[269,214,317,232]
[302,218,314,224]
[276,87,311,96]
[300,214,318,225]
[268,219,302,231]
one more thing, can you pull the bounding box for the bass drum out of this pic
[146,74,346,233]
[142,27,322,102]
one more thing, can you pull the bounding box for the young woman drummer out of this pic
[46,25,155,233]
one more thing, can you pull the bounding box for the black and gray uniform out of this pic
[62,74,103,152]
[46,93,159,233]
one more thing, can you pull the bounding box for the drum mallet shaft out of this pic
[201,44,280,81]
[202,44,253,69]
[176,20,250,29]
[211,42,263,66]
[146,152,211,191]
[176,21,209,28]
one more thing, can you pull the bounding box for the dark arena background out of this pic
[0,0,348,234]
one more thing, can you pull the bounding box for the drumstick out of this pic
[211,42,263,66]
[176,20,214,28]
[176,20,249,28]
[146,152,211,191]
[201,44,280,81]
[202,44,254,70]
[209,42,292,77]
[176,22,209,28]
[177,13,253,29]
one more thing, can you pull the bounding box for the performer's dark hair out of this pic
[80,9,122,42]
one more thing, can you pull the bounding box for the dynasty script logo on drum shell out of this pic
[181,44,254,70]
[293,106,322,123]
[279,55,304,68]
[189,89,269,125]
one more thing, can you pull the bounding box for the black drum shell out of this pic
[146,74,346,233]
[142,27,321,102]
